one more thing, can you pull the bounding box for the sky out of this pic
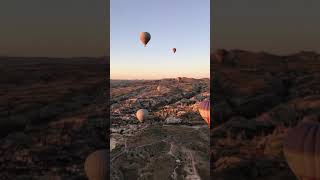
[0,0,108,57]
[1,0,319,58]
[212,0,320,55]
[111,0,210,80]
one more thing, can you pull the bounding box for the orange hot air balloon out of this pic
[139,32,151,47]
[284,120,320,180]
[172,48,176,54]
[198,100,210,126]
[136,109,149,122]
[84,150,108,180]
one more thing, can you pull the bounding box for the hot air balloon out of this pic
[172,48,176,54]
[136,109,149,122]
[157,85,162,92]
[84,150,108,180]
[198,100,210,126]
[284,120,320,180]
[139,32,151,47]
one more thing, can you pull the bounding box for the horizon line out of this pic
[111,77,210,81]
[0,55,109,59]
[211,48,320,56]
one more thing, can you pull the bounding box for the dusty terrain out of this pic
[0,57,108,179]
[110,78,210,180]
[211,49,320,180]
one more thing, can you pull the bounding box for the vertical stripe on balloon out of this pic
[198,100,210,126]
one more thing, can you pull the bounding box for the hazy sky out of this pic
[0,0,108,57]
[111,0,210,80]
[212,0,320,55]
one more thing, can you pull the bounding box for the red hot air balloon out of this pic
[198,100,210,126]
[172,48,176,54]
[284,120,320,180]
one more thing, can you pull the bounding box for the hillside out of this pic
[211,49,320,180]
[110,78,210,180]
[0,57,109,179]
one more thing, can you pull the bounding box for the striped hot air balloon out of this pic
[198,100,210,126]
[284,120,320,180]
[84,150,108,180]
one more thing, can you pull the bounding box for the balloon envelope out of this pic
[172,48,176,54]
[198,100,210,126]
[84,150,108,180]
[139,32,151,47]
[136,109,149,122]
[284,121,320,180]
[157,85,162,92]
